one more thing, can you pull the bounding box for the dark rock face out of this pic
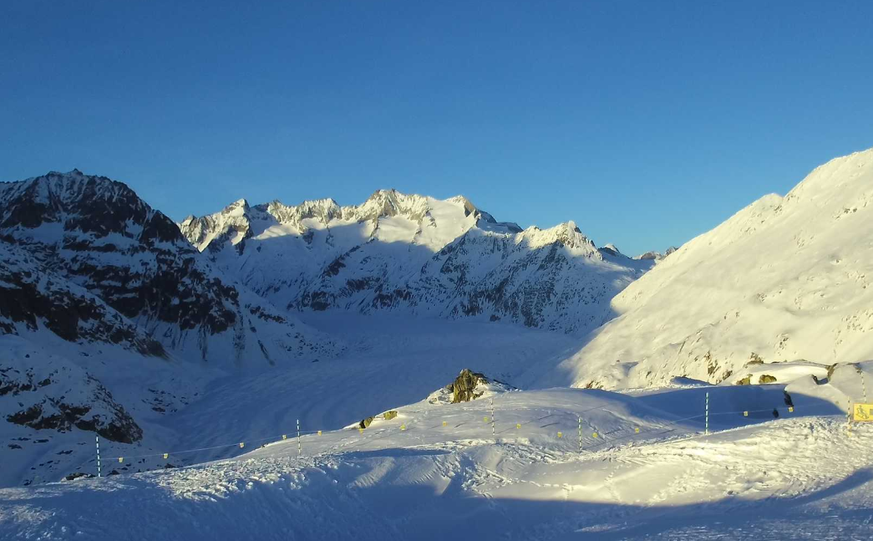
[449,369,488,403]
[0,240,165,356]
[0,171,242,341]
[0,364,142,444]
[0,170,341,462]
[0,171,336,365]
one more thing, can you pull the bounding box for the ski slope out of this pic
[2,368,872,540]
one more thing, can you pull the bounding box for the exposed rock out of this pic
[1,349,143,443]
[746,353,764,366]
[758,374,778,384]
[0,239,165,357]
[736,375,752,386]
[450,369,488,404]
[0,170,339,365]
[382,411,398,421]
[359,416,374,429]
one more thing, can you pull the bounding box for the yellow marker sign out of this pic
[443,421,447,427]
[400,424,406,431]
[163,453,169,460]
[317,430,322,436]
[788,406,794,413]
[516,423,521,429]
[853,403,873,421]
[484,416,489,423]
[359,428,364,434]
[634,427,640,434]
[282,435,287,440]
[557,432,563,438]
[239,442,245,449]
[743,411,749,417]
[592,432,598,438]
[118,457,124,463]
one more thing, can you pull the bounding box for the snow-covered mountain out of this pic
[0,238,164,357]
[0,170,338,367]
[0,171,344,485]
[180,190,654,334]
[547,147,873,389]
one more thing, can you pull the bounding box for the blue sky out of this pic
[2,1,872,255]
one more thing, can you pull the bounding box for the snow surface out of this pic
[547,147,873,390]
[1,369,871,540]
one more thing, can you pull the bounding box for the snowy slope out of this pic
[0,310,578,488]
[1,372,870,541]
[546,147,873,389]
[180,190,652,334]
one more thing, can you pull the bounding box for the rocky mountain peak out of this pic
[0,170,340,367]
[520,221,598,254]
[0,170,180,244]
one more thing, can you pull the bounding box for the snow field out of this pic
[2,383,872,540]
[87,384,814,475]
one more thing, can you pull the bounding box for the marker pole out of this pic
[95,436,101,478]
[490,398,495,437]
[705,392,710,436]
[578,417,582,452]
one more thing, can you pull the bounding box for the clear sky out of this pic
[2,1,872,255]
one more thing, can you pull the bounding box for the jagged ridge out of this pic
[181,190,653,334]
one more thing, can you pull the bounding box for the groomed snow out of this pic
[2,379,871,540]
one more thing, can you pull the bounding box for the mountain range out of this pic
[2,146,873,486]
[178,189,655,334]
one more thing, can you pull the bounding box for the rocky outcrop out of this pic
[449,369,488,403]
[0,240,165,356]
[0,354,142,443]
[358,410,399,429]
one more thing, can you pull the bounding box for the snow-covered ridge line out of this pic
[178,188,526,252]
[177,187,657,334]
